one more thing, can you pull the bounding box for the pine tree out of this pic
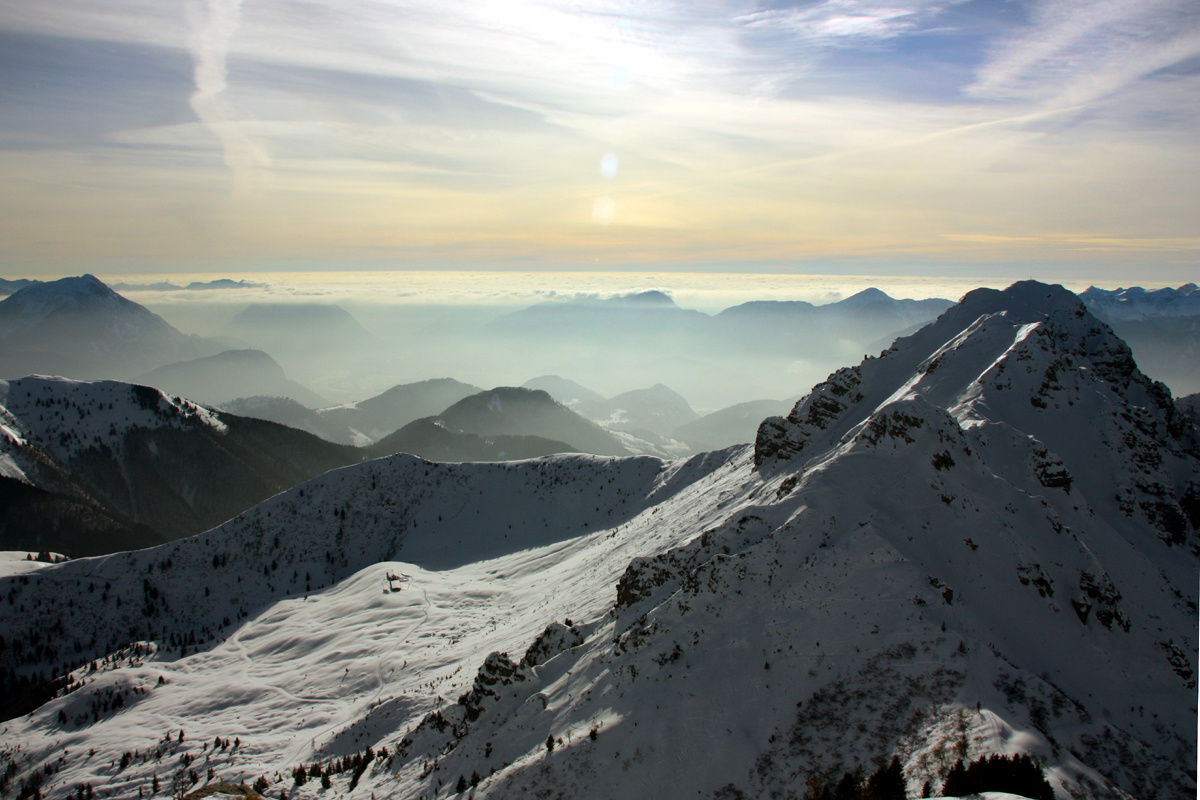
[866,757,906,800]
[941,760,967,797]
[455,775,468,793]
[834,771,862,800]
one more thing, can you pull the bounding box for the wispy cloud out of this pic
[187,0,271,188]
[738,0,966,45]
[968,0,1200,106]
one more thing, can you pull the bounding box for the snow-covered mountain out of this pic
[0,282,1194,800]
[0,376,359,552]
[0,275,220,380]
[0,396,165,556]
[1079,283,1200,321]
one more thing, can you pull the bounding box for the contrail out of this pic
[189,0,268,188]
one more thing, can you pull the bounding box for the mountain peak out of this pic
[606,289,676,307]
[754,281,1187,539]
[2,273,122,311]
[838,287,892,306]
[0,274,213,380]
[938,281,1086,327]
[1078,283,1200,321]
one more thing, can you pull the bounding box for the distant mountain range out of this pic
[425,387,628,457]
[220,396,365,446]
[1079,283,1200,320]
[1079,285,1200,396]
[486,288,958,409]
[493,289,954,354]
[493,290,711,342]
[523,376,793,453]
[0,278,38,296]
[135,349,329,409]
[0,277,267,295]
[110,279,268,292]
[713,288,955,345]
[672,398,793,451]
[5,276,1199,408]
[318,378,483,442]
[367,419,577,463]
[0,276,340,408]
[523,375,612,420]
[223,302,376,357]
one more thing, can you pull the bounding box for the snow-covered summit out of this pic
[756,281,1194,549]
[1079,283,1200,320]
[0,376,225,464]
[0,376,359,552]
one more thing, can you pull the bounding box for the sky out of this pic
[1,0,1198,283]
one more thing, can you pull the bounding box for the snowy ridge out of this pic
[757,282,1196,554]
[0,404,31,482]
[0,375,362,554]
[0,448,745,798]
[1079,283,1200,320]
[0,282,1195,800]
[0,376,226,465]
